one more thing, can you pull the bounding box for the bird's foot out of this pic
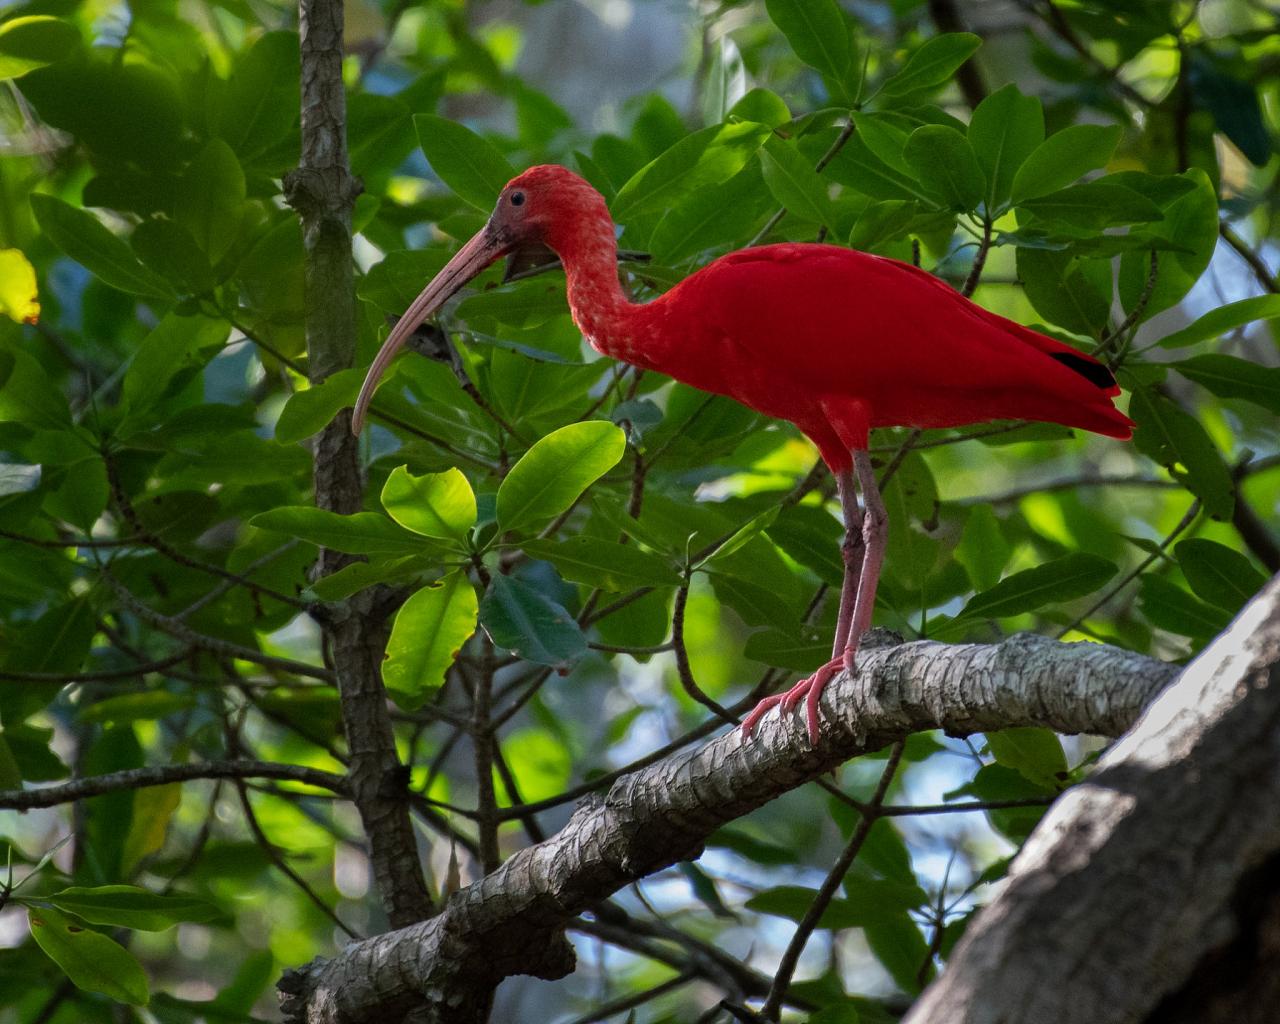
[740,654,848,745]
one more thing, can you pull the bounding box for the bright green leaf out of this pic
[1010,124,1123,203]
[880,33,981,97]
[0,248,40,323]
[763,0,850,81]
[902,125,985,211]
[46,886,219,931]
[758,135,834,226]
[1172,354,1280,415]
[0,16,79,81]
[967,83,1044,211]
[985,728,1068,789]
[955,553,1117,621]
[381,466,476,544]
[250,507,429,555]
[496,421,626,533]
[383,572,478,707]
[175,139,246,263]
[1159,296,1280,350]
[413,114,516,212]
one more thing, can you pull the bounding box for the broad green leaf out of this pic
[612,121,772,221]
[1018,181,1163,231]
[496,421,626,533]
[1175,539,1267,613]
[251,507,428,555]
[274,367,364,443]
[0,597,94,723]
[955,506,1010,592]
[1159,296,1280,349]
[121,784,181,874]
[123,313,229,416]
[175,139,245,263]
[880,33,981,97]
[1011,124,1123,202]
[946,763,1053,842]
[1172,354,1280,414]
[967,83,1044,211]
[132,217,216,293]
[308,556,428,602]
[1139,574,1231,638]
[864,910,930,994]
[0,16,79,80]
[649,164,771,264]
[213,31,300,165]
[521,536,682,590]
[850,113,913,175]
[0,248,39,323]
[46,886,219,931]
[703,506,782,566]
[955,553,1117,621]
[479,573,586,668]
[903,125,985,211]
[413,114,516,212]
[381,466,476,544]
[727,88,791,128]
[825,134,932,203]
[28,905,150,1005]
[985,728,1068,789]
[1016,248,1112,336]
[758,135,834,226]
[383,572,478,707]
[1129,387,1234,521]
[764,0,850,81]
[30,194,174,301]
[1118,169,1217,321]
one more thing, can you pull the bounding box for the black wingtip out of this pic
[1050,351,1117,390]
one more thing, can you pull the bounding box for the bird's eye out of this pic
[510,191,526,207]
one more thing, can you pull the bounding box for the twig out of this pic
[960,217,993,298]
[759,740,906,1020]
[0,650,193,684]
[0,760,348,810]
[1219,223,1279,294]
[564,970,698,1024]
[672,584,740,725]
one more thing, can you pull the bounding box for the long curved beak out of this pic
[352,225,510,434]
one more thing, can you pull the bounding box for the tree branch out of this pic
[905,572,1280,1024]
[1,760,348,811]
[278,632,1176,1024]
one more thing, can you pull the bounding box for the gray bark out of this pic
[285,0,432,926]
[906,573,1280,1024]
[278,632,1175,1024]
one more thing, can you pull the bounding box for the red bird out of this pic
[353,165,1133,742]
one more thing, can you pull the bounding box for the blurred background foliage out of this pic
[0,0,1277,1020]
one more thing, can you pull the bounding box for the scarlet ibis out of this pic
[353,165,1133,743]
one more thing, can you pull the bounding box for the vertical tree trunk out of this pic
[285,0,433,928]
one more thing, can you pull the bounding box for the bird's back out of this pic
[643,243,1132,447]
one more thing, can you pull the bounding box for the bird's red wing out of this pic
[656,244,1130,438]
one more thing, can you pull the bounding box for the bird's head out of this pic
[352,165,611,433]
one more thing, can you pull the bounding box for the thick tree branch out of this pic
[905,573,1280,1024]
[278,632,1175,1024]
[286,0,432,925]
[1,760,348,811]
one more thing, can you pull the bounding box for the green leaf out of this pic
[649,164,771,264]
[30,194,175,301]
[1015,248,1112,336]
[758,135,834,226]
[381,466,476,545]
[1159,296,1280,350]
[0,16,80,81]
[1187,52,1270,167]
[46,886,219,931]
[274,367,364,443]
[824,134,932,203]
[479,574,587,668]
[902,125,985,211]
[880,33,981,97]
[612,121,772,222]
[1129,387,1234,521]
[764,0,850,81]
[727,88,791,129]
[521,536,681,591]
[967,83,1044,211]
[496,421,626,534]
[1175,539,1267,613]
[1172,354,1280,415]
[0,248,40,323]
[703,506,782,567]
[250,507,429,555]
[308,556,428,602]
[1018,181,1164,232]
[1139,574,1231,638]
[213,31,300,165]
[175,139,246,263]
[1011,124,1123,202]
[955,553,1117,621]
[1117,169,1217,321]
[383,572,478,708]
[955,506,1011,592]
[122,313,229,417]
[27,905,150,1005]
[413,114,516,212]
[985,728,1068,789]
[76,692,197,726]
[864,910,930,994]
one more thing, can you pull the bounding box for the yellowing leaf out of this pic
[0,249,39,323]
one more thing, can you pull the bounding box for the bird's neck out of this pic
[554,218,659,369]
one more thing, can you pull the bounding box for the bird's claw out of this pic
[741,655,847,745]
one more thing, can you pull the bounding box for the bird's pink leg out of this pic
[741,466,869,741]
